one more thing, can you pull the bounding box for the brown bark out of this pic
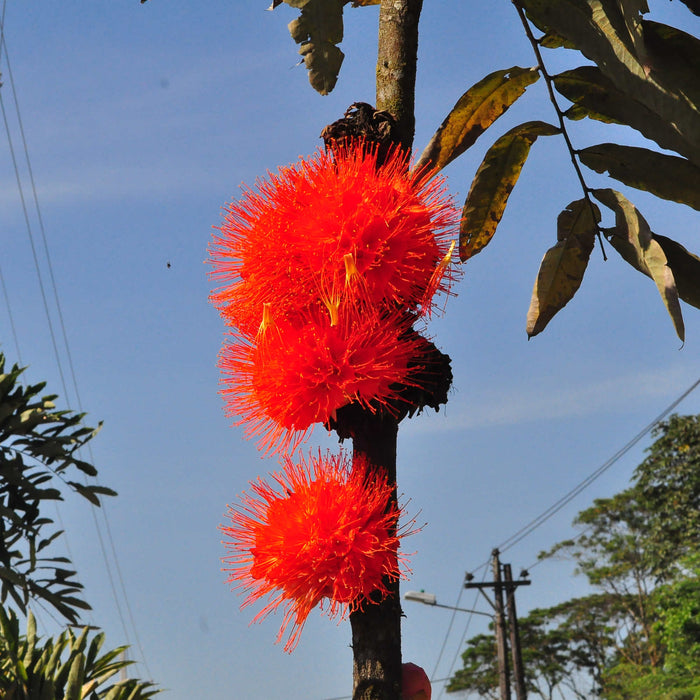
[376,0,424,151]
[344,6,425,696]
[350,413,402,700]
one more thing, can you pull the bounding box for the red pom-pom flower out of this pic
[208,143,458,452]
[209,143,457,333]
[220,449,413,651]
[218,302,425,455]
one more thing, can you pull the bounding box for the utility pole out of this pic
[464,549,530,700]
[504,563,527,700]
[493,553,510,700]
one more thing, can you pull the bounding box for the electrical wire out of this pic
[0,5,152,679]
[0,20,67,398]
[496,375,700,555]
[0,264,21,362]
[433,570,489,700]
[429,375,700,695]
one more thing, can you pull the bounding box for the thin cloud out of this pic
[410,364,700,433]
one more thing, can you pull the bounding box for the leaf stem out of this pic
[511,1,607,260]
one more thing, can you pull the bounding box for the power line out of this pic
[429,375,700,696]
[496,375,700,555]
[0,18,68,398]
[433,570,489,700]
[0,6,152,680]
[0,263,21,361]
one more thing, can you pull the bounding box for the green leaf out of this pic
[579,143,700,210]
[554,67,700,164]
[653,234,700,310]
[414,66,540,173]
[526,198,600,337]
[460,120,560,261]
[63,654,85,700]
[287,0,345,95]
[593,188,685,341]
[520,0,700,163]
[67,482,101,507]
[643,21,700,118]
[67,482,118,506]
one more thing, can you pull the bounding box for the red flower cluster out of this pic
[219,306,424,454]
[209,143,458,453]
[221,450,412,652]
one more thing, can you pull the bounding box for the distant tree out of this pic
[449,414,700,698]
[448,593,624,698]
[0,354,159,697]
[602,556,700,700]
[633,415,700,574]
[0,353,115,622]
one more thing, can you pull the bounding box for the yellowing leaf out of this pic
[414,67,540,173]
[593,188,685,341]
[460,120,559,261]
[526,198,600,337]
[579,143,700,210]
[617,0,650,67]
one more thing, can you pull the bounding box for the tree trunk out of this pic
[376,0,424,151]
[347,3,424,699]
[351,413,401,700]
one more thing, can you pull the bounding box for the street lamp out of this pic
[403,590,494,619]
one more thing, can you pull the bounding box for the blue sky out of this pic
[2,2,699,699]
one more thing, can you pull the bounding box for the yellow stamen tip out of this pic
[259,302,273,334]
[440,240,456,268]
[343,253,359,283]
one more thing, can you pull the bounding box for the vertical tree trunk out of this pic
[350,414,401,700]
[376,0,424,151]
[348,3,424,699]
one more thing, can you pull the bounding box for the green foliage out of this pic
[0,608,159,700]
[632,415,700,572]
[446,632,499,698]
[601,563,700,698]
[448,593,628,698]
[413,0,700,339]
[450,414,700,698]
[0,353,116,624]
